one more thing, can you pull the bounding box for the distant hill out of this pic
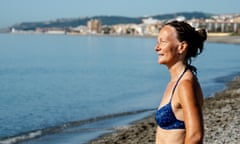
[152,12,212,20]
[11,12,212,31]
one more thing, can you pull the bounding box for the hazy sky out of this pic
[1,0,240,28]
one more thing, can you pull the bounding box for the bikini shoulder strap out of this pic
[170,67,188,101]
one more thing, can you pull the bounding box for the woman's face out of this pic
[155,25,181,66]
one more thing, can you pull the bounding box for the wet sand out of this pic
[207,35,240,44]
[89,36,240,144]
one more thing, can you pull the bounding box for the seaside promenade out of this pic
[89,36,240,144]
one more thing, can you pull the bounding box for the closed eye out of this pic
[156,39,168,47]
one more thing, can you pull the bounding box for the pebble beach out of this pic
[89,35,240,144]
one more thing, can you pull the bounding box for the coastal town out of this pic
[8,13,240,36]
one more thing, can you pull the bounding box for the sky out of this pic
[1,0,240,28]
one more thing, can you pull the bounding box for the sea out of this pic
[0,33,240,144]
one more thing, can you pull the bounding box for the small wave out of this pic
[213,72,240,83]
[0,108,155,144]
[0,131,42,144]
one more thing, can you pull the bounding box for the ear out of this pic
[178,41,188,54]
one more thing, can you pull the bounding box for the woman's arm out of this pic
[178,80,204,144]
[155,127,161,144]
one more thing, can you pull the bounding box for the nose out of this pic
[155,43,160,52]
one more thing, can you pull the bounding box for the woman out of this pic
[154,21,207,144]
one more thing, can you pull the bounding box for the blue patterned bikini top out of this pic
[155,68,188,130]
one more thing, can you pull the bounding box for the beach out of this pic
[89,36,240,144]
[207,35,240,44]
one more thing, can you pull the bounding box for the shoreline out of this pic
[207,35,240,44]
[2,32,240,45]
[89,75,240,144]
[202,76,240,143]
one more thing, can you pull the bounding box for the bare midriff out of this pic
[156,126,186,144]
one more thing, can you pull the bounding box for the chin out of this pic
[158,60,166,65]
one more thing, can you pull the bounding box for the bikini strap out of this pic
[170,67,188,102]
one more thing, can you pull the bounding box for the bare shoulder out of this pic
[178,70,201,92]
[178,71,195,92]
[177,75,203,106]
[177,79,194,97]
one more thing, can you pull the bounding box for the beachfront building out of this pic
[141,17,162,36]
[188,15,240,34]
[87,19,102,34]
[68,26,88,35]
[111,24,142,35]
[190,21,240,33]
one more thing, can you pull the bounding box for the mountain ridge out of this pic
[10,12,213,31]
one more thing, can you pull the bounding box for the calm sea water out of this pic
[0,34,240,144]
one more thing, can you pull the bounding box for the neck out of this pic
[168,62,186,81]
